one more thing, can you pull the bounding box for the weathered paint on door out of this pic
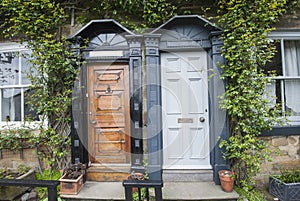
[161,51,211,169]
[88,63,130,164]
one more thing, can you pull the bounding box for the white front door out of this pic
[161,51,211,169]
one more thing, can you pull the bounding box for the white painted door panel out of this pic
[161,51,210,169]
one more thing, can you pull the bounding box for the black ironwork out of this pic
[0,179,60,201]
[122,180,163,201]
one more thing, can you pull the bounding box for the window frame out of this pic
[262,30,300,136]
[0,42,39,127]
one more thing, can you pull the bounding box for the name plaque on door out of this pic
[178,118,193,123]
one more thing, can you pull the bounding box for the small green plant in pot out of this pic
[269,169,300,201]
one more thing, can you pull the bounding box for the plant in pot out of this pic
[269,169,300,201]
[218,170,235,193]
[59,163,86,195]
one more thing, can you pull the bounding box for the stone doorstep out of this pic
[61,181,240,201]
[87,164,131,182]
[163,169,214,182]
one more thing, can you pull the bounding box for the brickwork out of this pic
[0,148,39,169]
[0,144,71,172]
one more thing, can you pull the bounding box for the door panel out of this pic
[189,127,207,159]
[88,63,130,164]
[166,128,183,159]
[161,51,210,169]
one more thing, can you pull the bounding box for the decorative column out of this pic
[210,31,230,184]
[144,34,163,180]
[126,35,144,171]
[70,36,89,165]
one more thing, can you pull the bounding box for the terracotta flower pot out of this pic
[218,170,235,193]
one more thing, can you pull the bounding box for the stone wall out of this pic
[256,135,300,187]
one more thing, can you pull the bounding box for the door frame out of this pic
[78,54,144,168]
[69,20,145,173]
[145,16,229,183]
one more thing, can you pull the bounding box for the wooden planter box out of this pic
[59,173,83,195]
[269,176,300,201]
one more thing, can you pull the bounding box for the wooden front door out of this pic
[88,63,130,164]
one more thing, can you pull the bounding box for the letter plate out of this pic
[178,118,193,123]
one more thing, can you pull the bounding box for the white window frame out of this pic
[268,30,300,125]
[0,42,41,128]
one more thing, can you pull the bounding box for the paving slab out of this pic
[61,181,125,200]
[61,181,239,200]
[163,181,239,200]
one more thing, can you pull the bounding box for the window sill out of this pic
[262,124,300,136]
[0,121,47,130]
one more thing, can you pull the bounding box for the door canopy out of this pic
[150,15,221,50]
[71,19,136,50]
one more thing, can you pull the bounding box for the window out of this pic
[0,43,38,122]
[266,32,300,125]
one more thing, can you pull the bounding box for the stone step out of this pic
[61,181,240,201]
[87,163,131,182]
[163,169,213,182]
[163,181,239,200]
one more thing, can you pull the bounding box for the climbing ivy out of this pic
[218,0,296,191]
[1,0,65,39]
[0,0,79,170]
[142,0,177,28]
[74,0,197,30]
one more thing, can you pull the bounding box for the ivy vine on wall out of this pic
[218,0,296,191]
[85,0,180,30]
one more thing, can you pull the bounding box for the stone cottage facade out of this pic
[0,15,299,186]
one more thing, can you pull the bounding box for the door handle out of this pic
[90,120,97,124]
[199,117,205,123]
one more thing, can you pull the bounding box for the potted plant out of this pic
[218,170,235,193]
[59,163,86,195]
[269,169,300,201]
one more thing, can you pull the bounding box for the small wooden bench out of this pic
[123,180,163,201]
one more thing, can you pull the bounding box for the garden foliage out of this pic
[218,0,296,190]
